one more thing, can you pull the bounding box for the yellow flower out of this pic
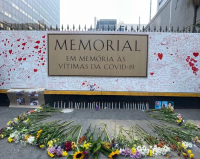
[24,135,30,141]
[8,137,14,143]
[72,142,77,149]
[25,118,29,122]
[73,151,84,159]
[62,151,68,156]
[36,130,42,139]
[7,121,12,126]
[188,150,192,154]
[48,140,53,147]
[134,144,137,147]
[40,145,44,148]
[108,150,119,159]
[149,150,153,157]
[182,143,185,147]
[83,141,91,149]
[190,154,194,158]
[0,134,4,139]
[53,139,56,143]
[48,152,54,158]
[131,148,136,154]
[39,107,42,110]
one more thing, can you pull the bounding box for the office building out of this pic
[146,0,200,32]
[96,19,117,31]
[0,0,60,30]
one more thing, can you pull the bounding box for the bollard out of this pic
[61,101,62,108]
[54,102,56,108]
[58,101,59,108]
[119,102,120,109]
[84,102,85,109]
[64,102,66,109]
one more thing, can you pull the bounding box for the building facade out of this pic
[146,0,200,32]
[96,19,117,31]
[117,22,146,31]
[0,0,60,30]
[157,0,168,11]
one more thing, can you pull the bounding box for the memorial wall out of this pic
[0,31,199,93]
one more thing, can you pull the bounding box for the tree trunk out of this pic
[192,5,198,33]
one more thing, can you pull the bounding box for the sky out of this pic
[60,0,157,30]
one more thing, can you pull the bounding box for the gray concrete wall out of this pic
[146,0,200,31]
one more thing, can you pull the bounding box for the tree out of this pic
[188,0,200,32]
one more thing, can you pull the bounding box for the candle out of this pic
[96,104,99,111]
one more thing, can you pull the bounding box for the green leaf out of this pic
[67,154,73,159]
[94,152,99,159]
[93,143,101,153]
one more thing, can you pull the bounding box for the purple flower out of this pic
[111,143,116,147]
[83,150,88,155]
[130,152,136,158]
[120,151,127,157]
[135,150,141,159]
[121,148,131,156]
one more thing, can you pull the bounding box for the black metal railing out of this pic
[0,23,200,33]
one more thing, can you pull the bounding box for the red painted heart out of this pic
[193,52,199,57]
[158,53,163,60]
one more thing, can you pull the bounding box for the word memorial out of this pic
[48,34,148,77]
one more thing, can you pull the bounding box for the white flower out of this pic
[163,145,170,152]
[152,148,157,156]
[119,148,124,154]
[149,146,153,149]
[137,146,142,151]
[6,127,12,130]
[27,136,35,144]
[157,147,161,155]
[161,148,166,155]
[141,149,146,156]
[142,146,147,151]
[14,118,19,123]
[10,131,19,138]
[154,145,157,148]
